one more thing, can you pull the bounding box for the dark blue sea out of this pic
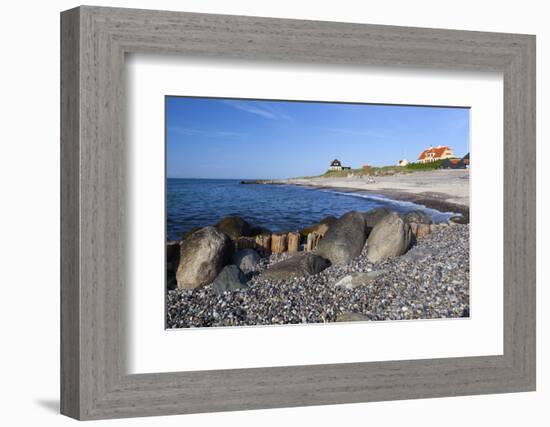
[167,179,456,241]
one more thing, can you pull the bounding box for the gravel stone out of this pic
[166,224,470,327]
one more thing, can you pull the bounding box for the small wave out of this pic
[318,189,458,222]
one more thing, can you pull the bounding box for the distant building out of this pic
[329,159,351,171]
[362,164,370,169]
[398,159,409,166]
[329,159,343,171]
[440,152,470,169]
[416,145,455,164]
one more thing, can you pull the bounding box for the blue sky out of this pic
[166,97,469,179]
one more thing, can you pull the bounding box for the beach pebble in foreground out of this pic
[232,248,261,273]
[212,265,248,295]
[259,253,330,281]
[334,270,387,290]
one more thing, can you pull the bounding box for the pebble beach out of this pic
[166,221,469,328]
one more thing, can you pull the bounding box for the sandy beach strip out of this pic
[268,170,470,222]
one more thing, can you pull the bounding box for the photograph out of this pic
[165,97,471,328]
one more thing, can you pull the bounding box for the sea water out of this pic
[166,178,456,241]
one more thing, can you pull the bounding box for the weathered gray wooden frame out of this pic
[60,5,536,420]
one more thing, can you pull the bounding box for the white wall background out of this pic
[0,0,546,425]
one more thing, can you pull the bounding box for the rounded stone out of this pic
[176,226,233,289]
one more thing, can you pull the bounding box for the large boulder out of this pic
[259,253,330,281]
[212,265,248,295]
[362,207,392,231]
[232,248,261,273]
[215,216,251,240]
[404,210,433,225]
[176,226,233,289]
[320,215,338,226]
[315,211,367,265]
[366,212,412,262]
[180,227,201,242]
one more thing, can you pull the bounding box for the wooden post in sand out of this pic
[254,234,272,253]
[305,232,322,252]
[287,232,301,252]
[271,233,288,253]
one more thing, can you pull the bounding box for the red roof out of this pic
[418,146,451,160]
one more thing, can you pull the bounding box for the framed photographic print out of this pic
[164,97,471,329]
[61,6,536,420]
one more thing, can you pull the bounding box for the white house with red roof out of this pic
[416,145,456,164]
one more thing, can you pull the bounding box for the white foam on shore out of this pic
[318,189,459,223]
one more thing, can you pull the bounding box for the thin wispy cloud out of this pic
[168,126,247,139]
[222,100,293,121]
[258,102,294,121]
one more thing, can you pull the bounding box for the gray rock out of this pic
[367,212,412,262]
[259,253,330,280]
[404,210,433,224]
[402,246,438,262]
[233,248,261,273]
[176,226,233,289]
[334,270,387,290]
[180,227,201,242]
[212,265,248,295]
[215,216,251,240]
[320,215,338,226]
[362,207,392,230]
[315,211,367,265]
